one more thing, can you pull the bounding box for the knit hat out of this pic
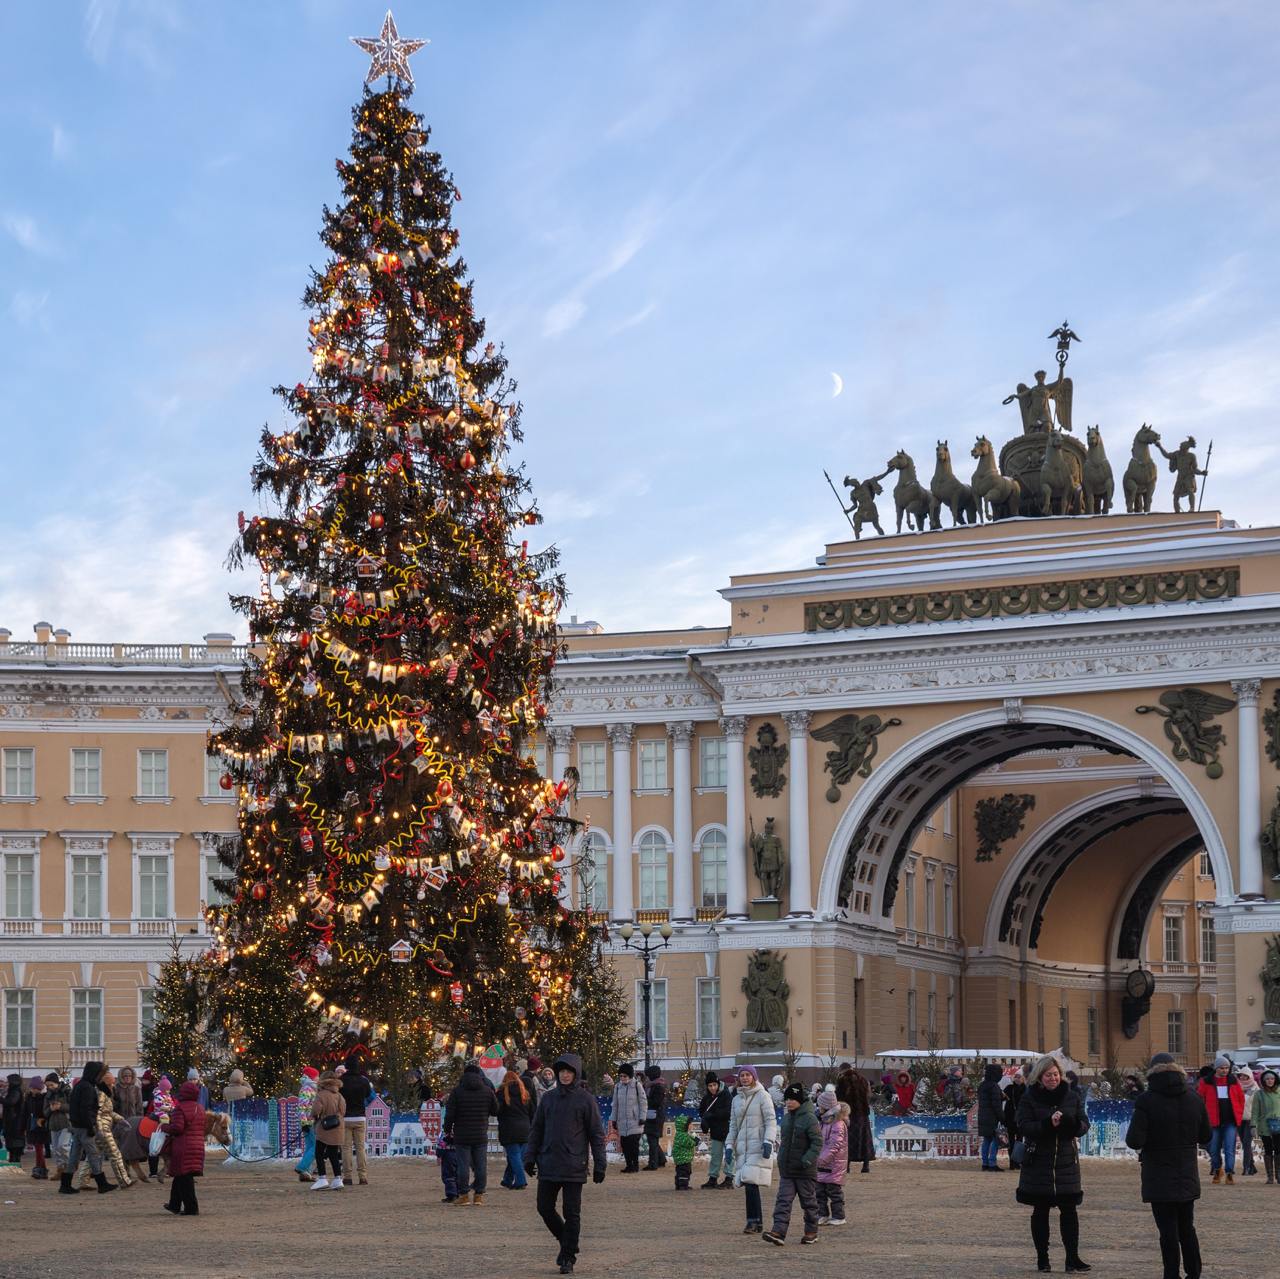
[1214,1053,1232,1070]
[645,1064,661,1080]
[301,1066,319,1080]
[156,1076,172,1093]
[527,1056,543,1071]
[28,1075,44,1090]
[704,1071,719,1085]
[736,1065,759,1084]
[186,1067,201,1081]
[783,1083,806,1104]
[816,1089,838,1117]
[1148,1052,1175,1068]
[141,1069,155,1084]
[44,1072,60,1085]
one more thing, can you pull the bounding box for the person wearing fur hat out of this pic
[1195,1053,1245,1184]
[642,1064,668,1170]
[295,1066,320,1182]
[611,1063,647,1173]
[1250,1068,1280,1184]
[698,1071,734,1187]
[726,1066,777,1234]
[309,1071,346,1191]
[835,1065,874,1174]
[762,1082,822,1246]
[1126,1052,1211,1279]
[222,1068,254,1105]
[112,1067,144,1119]
[1015,1054,1091,1273]
[815,1091,849,1226]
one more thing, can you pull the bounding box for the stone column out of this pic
[608,723,634,920]
[721,715,749,918]
[1233,679,1264,898]
[668,721,695,921]
[784,710,814,917]
[548,725,575,907]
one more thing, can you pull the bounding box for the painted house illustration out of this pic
[365,1096,391,1156]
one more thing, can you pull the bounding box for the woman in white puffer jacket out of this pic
[727,1065,778,1234]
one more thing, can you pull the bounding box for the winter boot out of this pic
[1264,1150,1275,1184]
[94,1173,117,1194]
[32,1166,49,1180]
[700,1176,719,1188]
[1225,1171,1235,1185]
[1212,1168,1222,1185]
[58,1173,80,1195]
[1064,1261,1092,1273]
[472,1192,485,1206]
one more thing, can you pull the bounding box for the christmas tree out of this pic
[210,15,599,1065]
[141,939,227,1087]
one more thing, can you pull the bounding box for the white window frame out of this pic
[636,739,669,792]
[903,859,917,932]
[906,988,918,1048]
[1167,1009,1185,1057]
[637,828,671,909]
[1087,1004,1100,1057]
[203,752,235,801]
[946,990,957,1048]
[635,977,668,1043]
[69,747,103,800]
[942,795,954,838]
[3,988,34,1050]
[1058,1004,1070,1054]
[1163,913,1184,963]
[1203,1008,1219,1056]
[532,741,548,778]
[1198,850,1213,878]
[3,850,37,919]
[942,872,956,938]
[698,736,727,789]
[924,863,938,935]
[136,748,170,801]
[72,988,104,1051]
[70,850,105,920]
[698,826,728,910]
[202,851,234,910]
[139,988,157,1042]
[575,830,610,913]
[129,834,177,925]
[1,747,35,799]
[577,742,607,793]
[1199,915,1217,964]
[0,834,41,920]
[926,990,937,1037]
[696,977,720,1041]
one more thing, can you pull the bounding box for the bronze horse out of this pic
[888,450,940,533]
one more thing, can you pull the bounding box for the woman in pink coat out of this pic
[815,1091,849,1226]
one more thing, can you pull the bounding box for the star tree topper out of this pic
[351,10,428,87]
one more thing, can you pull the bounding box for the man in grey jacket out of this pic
[526,1053,606,1276]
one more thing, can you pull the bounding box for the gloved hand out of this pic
[592,1166,606,1185]
[761,1141,773,1159]
[524,1162,537,1179]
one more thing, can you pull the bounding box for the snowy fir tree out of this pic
[209,22,605,1065]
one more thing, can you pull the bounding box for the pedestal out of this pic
[999,431,1087,516]
[750,896,781,922]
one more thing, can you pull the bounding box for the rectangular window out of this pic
[942,795,953,838]
[925,873,937,934]
[532,741,547,778]
[203,853,233,908]
[139,989,157,1040]
[3,853,35,918]
[1,747,34,797]
[637,739,668,790]
[638,842,669,909]
[578,742,607,792]
[927,990,937,1037]
[71,854,104,919]
[1199,916,1217,964]
[575,834,608,913]
[943,878,955,938]
[946,993,957,1048]
[138,749,169,797]
[903,869,916,931]
[699,736,727,788]
[636,978,668,1043]
[1198,850,1213,878]
[3,989,34,1050]
[204,753,232,796]
[1087,1005,1100,1057]
[1036,1002,1045,1053]
[906,989,918,1048]
[71,748,102,797]
[138,854,170,919]
[1163,914,1184,963]
[1167,1010,1185,1057]
[72,988,104,1050]
[696,977,720,1042]
[1058,1005,1070,1054]
[1203,1009,1219,1056]
[699,831,727,909]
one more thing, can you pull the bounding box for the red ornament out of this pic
[298,630,311,647]
[551,845,565,863]
[450,981,464,1007]
[299,828,315,853]
[459,450,476,470]
[251,881,269,901]
[218,773,235,791]
[369,512,385,529]
[345,756,356,774]
[437,778,453,799]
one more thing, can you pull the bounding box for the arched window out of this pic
[576,831,609,913]
[638,830,670,909]
[699,829,727,909]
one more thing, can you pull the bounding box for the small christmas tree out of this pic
[210,14,611,1064]
[141,939,226,1087]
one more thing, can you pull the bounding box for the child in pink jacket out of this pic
[815,1090,849,1226]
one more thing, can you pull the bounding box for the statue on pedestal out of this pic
[1157,437,1210,513]
[749,816,787,900]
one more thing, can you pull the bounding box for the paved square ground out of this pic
[1,1156,1272,1278]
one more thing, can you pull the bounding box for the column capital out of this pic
[1231,678,1262,707]
[666,720,695,746]
[783,710,812,736]
[547,724,576,750]
[719,714,748,741]
[606,722,635,749]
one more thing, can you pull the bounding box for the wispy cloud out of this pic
[542,297,587,339]
[50,123,72,161]
[83,0,182,73]
[540,222,657,339]
[2,212,56,256]
[9,290,51,331]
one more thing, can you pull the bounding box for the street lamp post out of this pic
[618,920,673,1072]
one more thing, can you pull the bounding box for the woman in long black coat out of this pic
[1015,1056,1091,1274]
[1125,1053,1211,1279]
[835,1066,875,1173]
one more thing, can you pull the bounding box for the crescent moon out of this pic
[830,372,844,398]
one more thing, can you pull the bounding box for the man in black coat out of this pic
[525,1053,606,1276]
[697,1071,734,1187]
[1126,1053,1212,1279]
[63,1061,114,1195]
[444,1062,498,1204]
[643,1064,667,1170]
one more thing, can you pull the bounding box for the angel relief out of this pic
[1136,686,1237,779]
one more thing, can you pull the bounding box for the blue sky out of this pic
[4,2,1280,641]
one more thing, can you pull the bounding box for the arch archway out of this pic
[816,705,1234,919]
